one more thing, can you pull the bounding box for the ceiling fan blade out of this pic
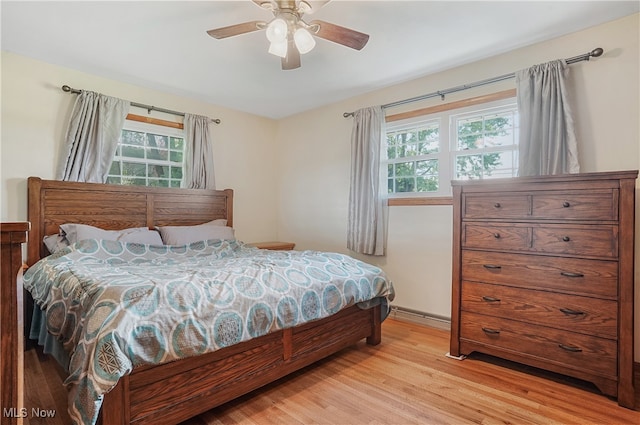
[206,21,264,39]
[310,20,369,50]
[281,34,301,70]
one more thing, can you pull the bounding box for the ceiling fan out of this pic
[206,0,370,70]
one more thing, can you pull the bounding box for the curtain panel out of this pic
[183,113,216,189]
[57,91,129,182]
[515,59,580,176]
[347,106,387,256]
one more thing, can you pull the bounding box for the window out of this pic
[107,121,184,187]
[453,106,519,181]
[384,98,518,197]
[386,119,443,194]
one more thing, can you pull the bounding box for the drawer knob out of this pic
[493,233,501,239]
[562,201,571,208]
[482,327,501,335]
[483,264,502,270]
[482,296,501,303]
[494,202,501,208]
[560,271,584,278]
[558,344,582,353]
[560,308,585,316]
[562,236,571,242]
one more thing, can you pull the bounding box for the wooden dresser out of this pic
[449,170,637,408]
[1,222,30,424]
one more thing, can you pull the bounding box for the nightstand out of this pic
[249,241,295,251]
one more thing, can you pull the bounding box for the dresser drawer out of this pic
[531,190,616,221]
[532,224,618,258]
[461,250,618,299]
[463,190,617,221]
[461,281,617,339]
[462,223,530,251]
[463,194,530,219]
[460,312,617,378]
[463,223,618,258]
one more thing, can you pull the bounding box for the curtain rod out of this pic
[61,85,221,124]
[343,47,603,118]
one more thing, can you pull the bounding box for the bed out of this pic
[23,177,394,425]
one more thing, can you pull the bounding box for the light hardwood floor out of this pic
[24,319,640,425]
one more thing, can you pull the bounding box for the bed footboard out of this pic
[100,303,381,425]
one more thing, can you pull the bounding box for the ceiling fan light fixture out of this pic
[293,27,315,54]
[268,39,288,58]
[265,18,287,42]
[206,1,370,70]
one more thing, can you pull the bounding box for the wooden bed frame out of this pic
[25,177,383,425]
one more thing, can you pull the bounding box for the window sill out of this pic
[388,197,453,206]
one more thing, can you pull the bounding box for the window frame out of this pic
[385,117,446,196]
[383,95,518,200]
[450,102,519,182]
[107,119,185,188]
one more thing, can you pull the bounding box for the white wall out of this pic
[276,14,640,354]
[0,51,280,243]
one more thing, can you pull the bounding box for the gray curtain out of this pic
[515,59,579,176]
[57,90,129,182]
[347,106,387,256]
[183,113,216,189]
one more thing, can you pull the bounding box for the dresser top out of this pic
[451,170,638,187]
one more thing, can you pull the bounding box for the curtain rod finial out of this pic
[591,47,604,58]
[62,85,71,92]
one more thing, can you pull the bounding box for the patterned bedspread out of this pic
[23,239,394,425]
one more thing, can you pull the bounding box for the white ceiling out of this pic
[2,1,638,119]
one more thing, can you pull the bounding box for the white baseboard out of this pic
[388,306,451,331]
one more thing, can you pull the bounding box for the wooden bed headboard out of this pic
[27,177,233,266]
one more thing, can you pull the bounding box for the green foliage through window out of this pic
[383,101,518,196]
[454,109,518,180]
[386,120,440,194]
[107,123,184,188]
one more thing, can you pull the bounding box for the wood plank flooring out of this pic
[24,319,640,424]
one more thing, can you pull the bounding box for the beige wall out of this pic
[276,14,640,354]
[2,14,639,358]
[0,51,279,243]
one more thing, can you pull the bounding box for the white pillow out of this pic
[156,220,234,245]
[60,223,163,246]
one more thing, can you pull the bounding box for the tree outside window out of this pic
[383,101,518,197]
[107,121,184,187]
